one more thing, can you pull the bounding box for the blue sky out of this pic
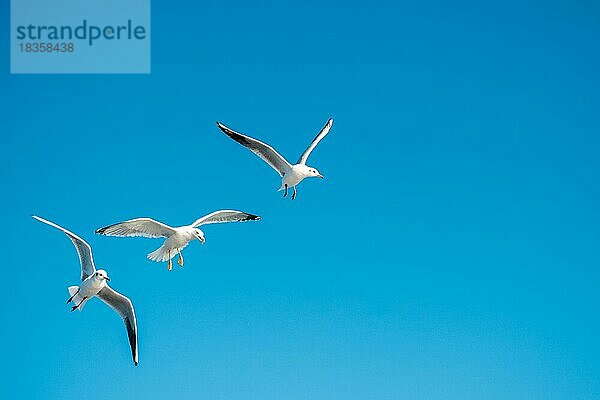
[2,1,600,399]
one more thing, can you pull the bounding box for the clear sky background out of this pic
[1,1,600,399]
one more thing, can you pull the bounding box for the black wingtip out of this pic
[95,222,119,235]
[216,122,230,132]
[248,214,261,221]
[216,121,230,132]
[218,126,251,147]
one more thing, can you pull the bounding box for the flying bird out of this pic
[217,118,333,199]
[32,215,139,366]
[95,210,261,271]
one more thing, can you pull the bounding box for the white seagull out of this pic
[217,118,333,199]
[32,216,139,366]
[95,210,261,271]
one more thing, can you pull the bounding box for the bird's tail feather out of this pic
[68,286,88,311]
[147,245,175,262]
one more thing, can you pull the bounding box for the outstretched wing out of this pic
[32,215,96,281]
[97,285,139,366]
[192,210,261,227]
[217,122,292,177]
[297,118,333,165]
[95,218,176,238]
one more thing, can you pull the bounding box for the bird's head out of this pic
[95,269,110,282]
[193,228,206,244]
[307,167,324,179]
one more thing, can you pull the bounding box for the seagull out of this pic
[95,210,261,271]
[32,216,139,366]
[217,118,333,200]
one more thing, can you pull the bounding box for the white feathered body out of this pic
[68,274,106,311]
[279,164,311,191]
[147,227,201,262]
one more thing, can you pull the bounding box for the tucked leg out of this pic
[71,297,87,312]
[177,248,184,266]
[292,186,297,200]
[168,250,173,271]
[66,288,80,304]
[283,184,288,198]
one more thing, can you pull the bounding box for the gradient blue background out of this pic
[2,1,599,399]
